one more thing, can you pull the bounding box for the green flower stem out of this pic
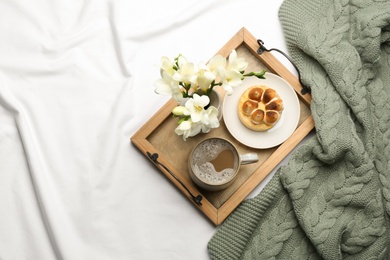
[177,115,190,125]
[181,82,193,98]
[182,92,192,98]
[243,70,266,79]
[206,81,222,96]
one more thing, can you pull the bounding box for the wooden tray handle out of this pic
[257,39,311,95]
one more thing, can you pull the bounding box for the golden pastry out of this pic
[237,85,284,131]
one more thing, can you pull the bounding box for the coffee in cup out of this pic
[188,137,258,191]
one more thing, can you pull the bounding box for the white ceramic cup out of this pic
[188,137,258,191]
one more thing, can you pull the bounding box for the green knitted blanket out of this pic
[208,0,390,259]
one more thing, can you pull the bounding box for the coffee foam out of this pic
[191,139,239,185]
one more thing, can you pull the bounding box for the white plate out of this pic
[222,73,300,149]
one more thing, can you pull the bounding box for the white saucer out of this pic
[222,73,300,149]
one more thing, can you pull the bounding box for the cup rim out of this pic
[189,137,240,187]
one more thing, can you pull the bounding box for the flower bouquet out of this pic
[154,50,266,140]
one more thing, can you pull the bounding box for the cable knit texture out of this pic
[208,0,390,259]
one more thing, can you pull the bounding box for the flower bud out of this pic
[172,106,186,116]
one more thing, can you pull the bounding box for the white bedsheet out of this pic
[0,0,296,259]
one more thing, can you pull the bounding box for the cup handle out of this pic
[240,153,259,165]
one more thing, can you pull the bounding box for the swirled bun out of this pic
[238,85,284,131]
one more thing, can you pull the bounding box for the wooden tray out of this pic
[131,28,314,225]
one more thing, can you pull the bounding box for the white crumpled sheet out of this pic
[0,0,289,259]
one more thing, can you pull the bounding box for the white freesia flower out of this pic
[197,63,216,92]
[174,105,219,141]
[154,70,183,102]
[175,120,192,140]
[183,94,210,123]
[160,56,176,76]
[176,55,188,68]
[227,50,248,72]
[201,106,220,132]
[173,56,198,86]
[220,69,243,95]
[207,54,226,78]
[175,119,202,141]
